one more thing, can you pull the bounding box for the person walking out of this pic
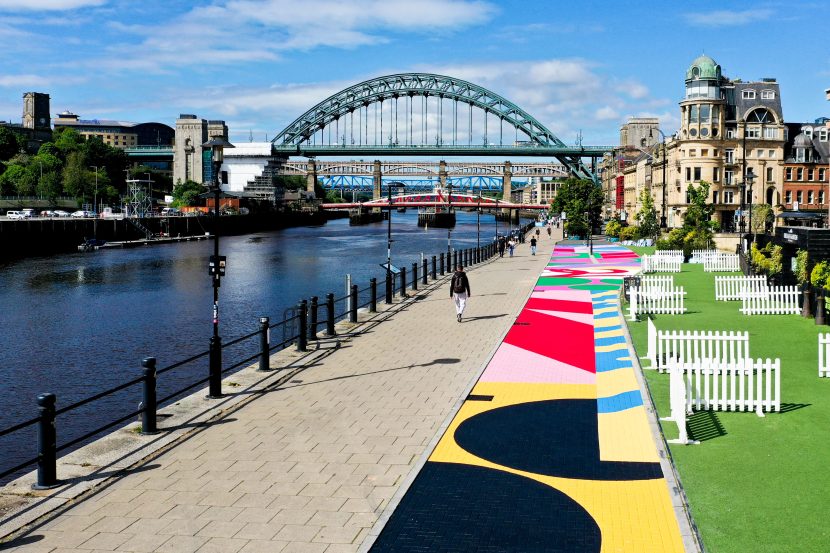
[530,236,537,255]
[450,265,471,322]
[498,235,506,258]
[508,237,516,257]
[546,225,552,238]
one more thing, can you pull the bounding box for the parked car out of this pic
[53,210,70,217]
[22,209,36,218]
[71,210,91,218]
[160,207,181,216]
[6,210,23,219]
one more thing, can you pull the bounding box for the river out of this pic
[0,210,531,482]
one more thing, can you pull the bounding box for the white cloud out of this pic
[684,8,774,27]
[0,0,106,10]
[595,106,619,121]
[0,74,51,88]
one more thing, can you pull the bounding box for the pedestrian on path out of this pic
[547,225,552,238]
[530,236,537,255]
[498,236,506,258]
[450,265,471,322]
[508,237,516,257]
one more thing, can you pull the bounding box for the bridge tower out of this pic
[439,160,448,188]
[306,159,317,195]
[502,161,513,220]
[372,160,382,201]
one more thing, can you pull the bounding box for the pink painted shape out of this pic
[482,342,596,384]
[530,289,594,302]
[527,309,595,326]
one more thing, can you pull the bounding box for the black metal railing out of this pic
[0,240,507,488]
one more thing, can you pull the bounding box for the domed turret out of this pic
[685,55,721,82]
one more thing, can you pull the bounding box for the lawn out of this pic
[626,261,830,553]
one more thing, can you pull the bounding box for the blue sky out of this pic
[1,0,829,147]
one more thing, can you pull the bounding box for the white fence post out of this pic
[740,285,799,315]
[819,334,830,377]
[646,316,657,368]
[663,358,697,445]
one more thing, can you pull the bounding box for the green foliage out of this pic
[0,164,34,195]
[636,190,660,239]
[604,219,622,238]
[751,242,783,277]
[619,225,640,241]
[0,126,23,161]
[811,260,830,289]
[750,204,774,235]
[172,180,205,207]
[62,151,88,199]
[550,177,603,238]
[275,175,307,191]
[795,249,811,285]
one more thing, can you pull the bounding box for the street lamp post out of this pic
[202,136,234,399]
[746,168,756,248]
[650,128,668,228]
[386,181,405,304]
[477,189,481,249]
[89,165,99,216]
[584,210,593,256]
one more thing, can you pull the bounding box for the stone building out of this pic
[173,115,228,185]
[53,111,173,151]
[782,120,830,220]
[0,92,53,152]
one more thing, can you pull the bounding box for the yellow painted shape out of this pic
[596,368,639,397]
[593,306,618,315]
[596,342,628,353]
[593,291,619,299]
[594,316,621,329]
[595,328,624,339]
[597,407,660,463]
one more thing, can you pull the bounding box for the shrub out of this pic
[811,260,830,290]
[619,225,640,241]
[604,219,622,238]
[795,249,811,285]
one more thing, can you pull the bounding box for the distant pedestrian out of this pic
[535,228,540,238]
[530,237,537,255]
[508,237,516,257]
[546,225,552,237]
[498,236,506,258]
[450,265,471,322]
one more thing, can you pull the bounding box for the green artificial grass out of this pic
[625,262,830,553]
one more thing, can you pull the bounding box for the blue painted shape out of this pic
[595,336,625,347]
[597,325,623,332]
[597,390,643,413]
[595,351,632,372]
[594,311,619,319]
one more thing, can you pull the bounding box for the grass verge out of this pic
[626,262,830,553]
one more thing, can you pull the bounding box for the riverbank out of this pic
[0,211,329,261]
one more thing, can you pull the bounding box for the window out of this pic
[804,127,813,139]
[725,170,734,185]
[797,191,803,204]
[768,150,775,158]
[689,149,697,157]
[713,191,719,204]
[809,191,815,204]
[820,129,828,141]
[713,149,719,156]
[700,104,711,123]
[757,149,764,158]
[725,149,735,164]
[795,149,806,163]
[797,168,804,180]
[690,105,699,123]
[713,167,720,182]
[763,127,778,139]
[742,89,756,99]
[724,191,734,203]
[786,168,793,180]
[761,89,775,99]
[820,168,827,182]
[726,128,735,139]
[745,127,760,139]
[701,149,709,156]
[766,167,773,182]
[694,167,701,181]
[785,191,792,203]
[820,190,825,204]
[808,169,815,181]
[748,108,774,124]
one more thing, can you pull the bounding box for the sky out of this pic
[1,0,829,148]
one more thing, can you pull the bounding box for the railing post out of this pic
[422,259,428,285]
[258,317,270,371]
[141,357,159,434]
[431,255,437,280]
[308,296,318,341]
[33,393,59,490]
[349,284,358,322]
[385,272,393,304]
[400,266,407,298]
[326,293,336,334]
[297,299,308,352]
[453,250,458,270]
[411,262,418,291]
[440,253,445,275]
[369,279,377,313]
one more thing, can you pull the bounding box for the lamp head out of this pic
[202,136,234,164]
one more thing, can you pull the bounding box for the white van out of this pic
[6,210,23,219]
[160,207,180,216]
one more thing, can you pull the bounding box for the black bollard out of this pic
[369,279,377,313]
[326,293,336,334]
[141,357,159,434]
[385,272,393,305]
[412,262,418,291]
[453,250,458,269]
[440,253,445,275]
[422,259,428,285]
[297,300,308,352]
[33,393,59,490]
[258,318,270,371]
[308,296,318,341]
[207,335,222,399]
[349,285,358,322]
[432,256,437,280]
[400,266,407,298]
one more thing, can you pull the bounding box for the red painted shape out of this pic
[505,308,595,373]
[525,297,594,314]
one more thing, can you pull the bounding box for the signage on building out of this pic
[783,232,798,243]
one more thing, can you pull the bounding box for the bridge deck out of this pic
[1,233,695,552]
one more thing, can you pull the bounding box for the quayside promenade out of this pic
[0,231,698,552]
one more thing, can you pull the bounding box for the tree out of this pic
[63,151,88,199]
[172,179,206,207]
[550,177,604,237]
[0,127,23,161]
[750,204,774,235]
[636,190,660,239]
[0,164,35,195]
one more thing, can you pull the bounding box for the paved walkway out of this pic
[368,241,694,552]
[1,230,558,552]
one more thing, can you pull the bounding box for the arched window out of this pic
[746,108,775,124]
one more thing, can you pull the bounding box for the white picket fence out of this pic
[818,334,830,377]
[640,275,675,294]
[668,357,780,414]
[645,316,657,367]
[655,249,683,257]
[740,286,799,315]
[655,329,749,372]
[714,275,768,301]
[641,254,682,273]
[703,253,740,272]
[629,286,686,320]
[690,249,718,263]
[662,362,696,444]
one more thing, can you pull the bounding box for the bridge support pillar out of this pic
[306,159,318,195]
[372,160,382,213]
[439,160,448,189]
[502,161,512,219]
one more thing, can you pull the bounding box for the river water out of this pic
[0,210,530,482]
